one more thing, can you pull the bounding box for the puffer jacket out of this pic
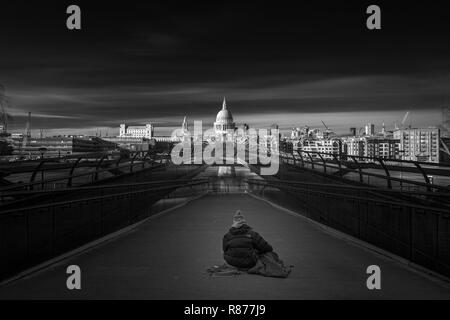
[223,224,273,269]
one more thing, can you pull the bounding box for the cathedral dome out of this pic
[215,97,234,123]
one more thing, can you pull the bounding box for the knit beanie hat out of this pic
[232,210,247,228]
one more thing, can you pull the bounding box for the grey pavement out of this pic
[0,193,449,299]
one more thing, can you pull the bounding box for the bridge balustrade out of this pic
[0,178,208,282]
[246,178,450,278]
[0,151,172,195]
[280,150,450,194]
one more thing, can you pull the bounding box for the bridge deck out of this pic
[0,194,449,299]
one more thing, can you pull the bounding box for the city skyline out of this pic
[1,2,449,136]
[6,107,445,138]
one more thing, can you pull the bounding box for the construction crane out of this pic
[358,127,364,135]
[440,138,450,157]
[321,120,334,137]
[401,111,410,129]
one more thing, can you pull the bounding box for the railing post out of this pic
[67,157,82,187]
[291,152,296,166]
[296,150,305,167]
[413,162,432,192]
[95,155,107,181]
[305,151,315,169]
[331,153,343,177]
[116,155,123,168]
[317,153,327,173]
[377,158,392,189]
[350,156,363,183]
[30,160,47,191]
[130,153,139,173]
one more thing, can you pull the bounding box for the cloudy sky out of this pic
[0,1,449,136]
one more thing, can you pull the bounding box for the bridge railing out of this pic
[280,150,450,193]
[0,178,203,206]
[0,178,209,282]
[246,178,450,278]
[0,152,171,193]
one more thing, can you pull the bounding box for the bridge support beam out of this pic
[67,157,82,187]
[377,158,392,189]
[116,155,124,168]
[130,153,139,173]
[350,156,363,183]
[331,154,343,178]
[291,152,296,166]
[95,155,108,181]
[294,151,305,167]
[413,162,432,192]
[30,160,48,191]
[317,153,327,173]
[305,151,315,169]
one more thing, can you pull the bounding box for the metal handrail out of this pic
[0,150,156,166]
[0,180,209,216]
[0,157,168,192]
[245,178,450,198]
[280,152,450,193]
[0,178,210,198]
[246,176,450,211]
[0,151,117,165]
[292,149,450,168]
[245,179,450,215]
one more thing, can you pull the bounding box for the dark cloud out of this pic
[0,1,449,134]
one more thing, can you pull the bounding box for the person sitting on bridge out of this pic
[222,210,273,269]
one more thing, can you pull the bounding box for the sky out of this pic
[0,1,449,137]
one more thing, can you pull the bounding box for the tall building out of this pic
[10,136,117,158]
[365,123,375,136]
[119,123,154,139]
[345,137,366,157]
[214,97,236,139]
[393,128,440,163]
[344,136,400,160]
[291,128,301,139]
[381,123,386,135]
[301,139,341,160]
[366,137,400,159]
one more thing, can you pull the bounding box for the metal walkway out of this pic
[0,193,449,299]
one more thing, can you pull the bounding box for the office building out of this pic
[119,123,154,139]
[393,128,440,163]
